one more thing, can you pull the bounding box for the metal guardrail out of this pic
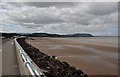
[14,38,46,77]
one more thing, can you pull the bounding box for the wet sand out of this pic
[26,37,118,75]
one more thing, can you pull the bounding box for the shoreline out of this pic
[26,37,118,75]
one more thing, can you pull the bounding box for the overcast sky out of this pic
[0,2,118,36]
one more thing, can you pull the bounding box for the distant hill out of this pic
[1,33,93,38]
[63,33,93,37]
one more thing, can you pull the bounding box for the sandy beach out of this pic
[26,37,118,75]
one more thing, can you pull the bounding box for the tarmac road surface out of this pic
[2,39,20,75]
[0,38,2,76]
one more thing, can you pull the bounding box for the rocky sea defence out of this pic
[17,38,88,77]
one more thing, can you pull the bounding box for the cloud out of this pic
[1,2,118,36]
[24,2,78,8]
[2,0,120,2]
[87,2,118,15]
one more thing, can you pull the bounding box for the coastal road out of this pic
[0,38,2,76]
[2,38,20,75]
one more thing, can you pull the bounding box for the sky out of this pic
[0,2,118,36]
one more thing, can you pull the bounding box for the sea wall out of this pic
[17,38,88,77]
